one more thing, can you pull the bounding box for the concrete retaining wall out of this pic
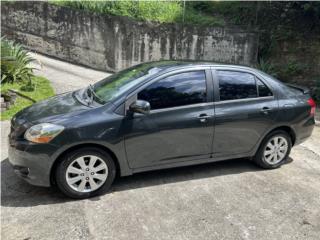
[1,2,259,72]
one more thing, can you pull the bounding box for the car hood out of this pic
[13,92,90,125]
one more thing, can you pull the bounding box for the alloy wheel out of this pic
[65,155,108,193]
[263,136,288,165]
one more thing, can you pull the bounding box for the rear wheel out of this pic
[254,130,292,169]
[55,147,116,199]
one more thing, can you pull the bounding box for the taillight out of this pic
[308,98,316,116]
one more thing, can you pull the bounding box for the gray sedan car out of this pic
[8,61,316,198]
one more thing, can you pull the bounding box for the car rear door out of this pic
[124,67,215,169]
[211,67,278,158]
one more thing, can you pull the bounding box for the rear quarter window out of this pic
[257,79,273,97]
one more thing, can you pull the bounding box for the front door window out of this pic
[138,71,207,110]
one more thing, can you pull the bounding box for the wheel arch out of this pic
[267,125,296,145]
[252,125,296,158]
[50,143,123,186]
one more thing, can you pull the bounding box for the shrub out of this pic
[1,76,55,120]
[0,37,34,84]
[20,82,35,92]
[53,1,181,22]
[51,0,224,26]
[256,58,278,77]
[283,60,306,77]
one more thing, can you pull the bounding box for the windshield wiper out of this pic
[87,84,105,105]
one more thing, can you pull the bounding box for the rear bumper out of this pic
[294,117,315,145]
[8,139,57,187]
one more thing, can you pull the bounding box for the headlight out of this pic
[24,123,64,143]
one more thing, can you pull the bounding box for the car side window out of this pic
[217,70,257,101]
[257,78,273,97]
[138,71,207,110]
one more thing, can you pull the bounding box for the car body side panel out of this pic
[123,103,215,168]
[210,67,280,157]
[276,95,315,145]
[9,105,133,186]
[213,97,279,157]
[49,108,132,176]
[123,67,215,168]
[131,152,251,174]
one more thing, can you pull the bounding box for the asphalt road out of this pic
[1,54,320,240]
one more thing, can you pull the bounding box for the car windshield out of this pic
[91,62,179,104]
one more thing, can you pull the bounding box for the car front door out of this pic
[124,68,215,169]
[212,68,278,158]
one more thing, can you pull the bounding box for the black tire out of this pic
[55,147,116,199]
[254,130,292,169]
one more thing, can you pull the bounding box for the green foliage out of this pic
[189,1,258,26]
[195,1,320,31]
[187,1,320,62]
[1,76,55,120]
[282,60,306,78]
[53,1,181,22]
[266,60,310,82]
[20,81,35,92]
[255,58,278,77]
[183,5,224,26]
[1,38,35,84]
[51,1,320,35]
[313,79,320,104]
[51,0,223,26]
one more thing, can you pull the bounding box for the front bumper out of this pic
[8,139,57,187]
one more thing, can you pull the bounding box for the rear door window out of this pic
[217,71,257,101]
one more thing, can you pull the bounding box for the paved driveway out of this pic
[30,52,110,94]
[1,54,320,240]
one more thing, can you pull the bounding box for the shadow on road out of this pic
[1,158,69,207]
[1,157,287,208]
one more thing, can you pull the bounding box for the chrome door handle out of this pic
[260,107,271,115]
[197,114,213,123]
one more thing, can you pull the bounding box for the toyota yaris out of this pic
[8,61,316,198]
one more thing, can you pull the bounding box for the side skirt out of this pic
[132,153,252,174]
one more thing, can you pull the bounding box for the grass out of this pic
[1,76,55,121]
[51,0,224,26]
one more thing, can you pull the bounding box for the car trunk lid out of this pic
[286,83,310,95]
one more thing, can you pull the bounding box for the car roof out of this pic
[134,60,257,75]
[137,61,284,90]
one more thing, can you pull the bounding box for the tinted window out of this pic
[257,79,273,97]
[138,71,207,110]
[217,71,257,101]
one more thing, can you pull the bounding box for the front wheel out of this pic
[55,147,116,199]
[254,130,292,169]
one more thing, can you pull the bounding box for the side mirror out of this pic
[129,100,151,115]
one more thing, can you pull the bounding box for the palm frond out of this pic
[0,37,35,84]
